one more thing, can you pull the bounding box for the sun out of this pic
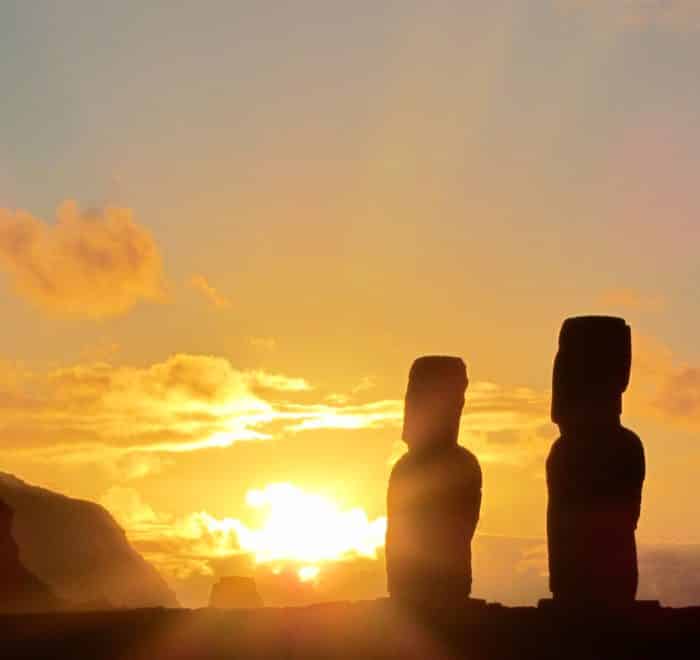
[202,483,387,579]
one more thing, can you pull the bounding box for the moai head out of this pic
[402,356,468,451]
[551,316,631,428]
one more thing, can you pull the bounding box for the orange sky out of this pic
[1,2,700,606]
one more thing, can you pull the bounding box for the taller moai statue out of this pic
[386,356,482,609]
[547,316,645,605]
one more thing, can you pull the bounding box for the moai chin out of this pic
[546,316,645,607]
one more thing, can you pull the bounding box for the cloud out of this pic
[0,201,164,318]
[101,483,386,583]
[248,371,312,393]
[352,377,376,394]
[467,382,550,432]
[189,274,231,309]
[0,351,552,475]
[460,381,553,465]
[0,354,277,460]
[597,287,664,313]
[651,366,700,428]
[100,486,165,527]
[0,354,395,471]
[638,543,700,605]
[280,400,402,432]
[557,0,700,31]
[627,333,700,430]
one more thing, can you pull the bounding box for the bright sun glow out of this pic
[240,483,387,563]
[192,483,387,580]
[298,565,320,582]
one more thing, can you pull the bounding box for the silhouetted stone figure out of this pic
[386,356,482,609]
[0,498,59,613]
[209,576,263,609]
[547,316,645,606]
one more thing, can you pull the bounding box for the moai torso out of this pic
[546,316,645,605]
[385,356,482,608]
[386,443,481,604]
[547,424,644,603]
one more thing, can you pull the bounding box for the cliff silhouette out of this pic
[0,473,178,609]
[0,498,61,613]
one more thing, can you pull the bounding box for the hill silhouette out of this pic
[0,473,178,609]
[0,498,60,613]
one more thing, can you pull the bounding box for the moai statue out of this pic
[547,316,645,606]
[386,356,482,609]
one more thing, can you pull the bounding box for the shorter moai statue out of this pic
[547,316,645,606]
[386,356,482,609]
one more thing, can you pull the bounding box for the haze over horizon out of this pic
[1,2,700,607]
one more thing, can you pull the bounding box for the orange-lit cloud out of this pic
[100,486,164,527]
[598,287,664,313]
[0,352,552,474]
[189,274,231,309]
[626,333,700,430]
[249,371,312,392]
[280,400,402,432]
[352,376,376,394]
[101,482,387,582]
[0,201,164,318]
[651,367,700,429]
[0,354,278,462]
[0,354,394,473]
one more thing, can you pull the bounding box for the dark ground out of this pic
[1,599,698,659]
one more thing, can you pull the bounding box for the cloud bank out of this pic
[0,353,552,476]
[628,333,700,430]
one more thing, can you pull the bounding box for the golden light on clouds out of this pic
[236,483,387,565]
[102,482,387,581]
[0,201,164,318]
[189,274,231,309]
[298,566,321,582]
[0,350,565,481]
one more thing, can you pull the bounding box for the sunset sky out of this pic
[1,1,700,607]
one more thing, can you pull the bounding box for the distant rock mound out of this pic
[210,576,263,609]
[0,498,60,613]
[0,472,178,609]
